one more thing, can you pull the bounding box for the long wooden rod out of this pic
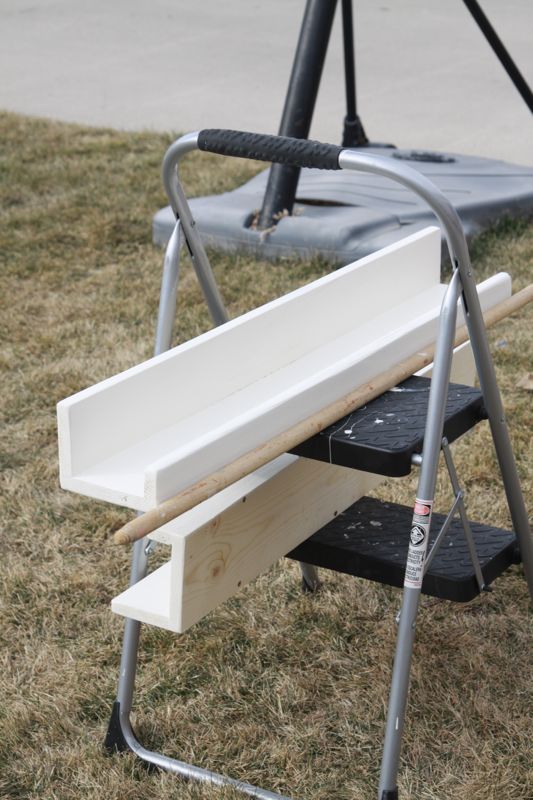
[115,285,532,545]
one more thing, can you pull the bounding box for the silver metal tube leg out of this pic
[423,493,462,573]
[162,134,228,326]
[116,540,150,714]
[119,712,293,800]
[459,295,533,599]
[114,540,294,800]
[300,562,320,592]
[154,220,181,356]
[442,439,485,592]
[113,221,185,716]
[378,273,462,799]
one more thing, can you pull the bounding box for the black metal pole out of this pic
[341,0,368,147]
[463,0,533,113]
[257,0,338,230]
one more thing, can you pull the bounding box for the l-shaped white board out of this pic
[108,339,480,633]
[57,226,512,632]
[58,227,510,511]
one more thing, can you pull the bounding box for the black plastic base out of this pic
[288,497,519,602]
[104,700,159,773]
[153,150,533,268]
[380,790,399,800]
[301,576,321,594]
[104,701,130,754]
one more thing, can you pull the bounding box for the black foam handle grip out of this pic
[197,129,342,170]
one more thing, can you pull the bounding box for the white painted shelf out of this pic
[58,227,510,511]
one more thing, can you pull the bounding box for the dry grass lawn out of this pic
[0,111,531,800]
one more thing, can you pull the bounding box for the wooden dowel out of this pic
[115,284,532,545]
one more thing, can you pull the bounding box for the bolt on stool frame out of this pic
[105,130,533,800]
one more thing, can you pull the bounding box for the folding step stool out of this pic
[65,131,532,800]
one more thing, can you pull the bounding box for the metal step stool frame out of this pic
[105,130,533,800]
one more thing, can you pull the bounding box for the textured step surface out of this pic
[288,496,520,602]
[291,376,486,476]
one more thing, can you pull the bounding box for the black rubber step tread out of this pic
[287,496,520,602]
[290,376,486,476]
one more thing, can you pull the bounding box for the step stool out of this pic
[288,374,519,602]
[57,130,533,800]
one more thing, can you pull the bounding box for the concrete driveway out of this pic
[1,0,531,164]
